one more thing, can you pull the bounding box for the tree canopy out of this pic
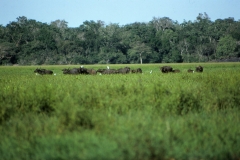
[0,14,240,65]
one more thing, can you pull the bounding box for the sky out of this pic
[1,0,240,27]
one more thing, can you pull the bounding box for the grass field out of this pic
[0,63,240,160]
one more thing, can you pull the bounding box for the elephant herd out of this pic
[34,65,203,75]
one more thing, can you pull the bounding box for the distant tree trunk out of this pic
[139,52,143,64]
[184,39,189,63]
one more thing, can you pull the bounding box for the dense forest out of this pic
[0,13,240,65]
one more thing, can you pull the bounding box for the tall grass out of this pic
[0,63,239,160]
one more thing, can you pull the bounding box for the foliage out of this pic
[0,63,240,159]
[1,14,240,65]
[216,35,237,58]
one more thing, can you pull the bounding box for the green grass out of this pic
[0,63,240,160]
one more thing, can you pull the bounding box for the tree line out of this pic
[0,13,240,65]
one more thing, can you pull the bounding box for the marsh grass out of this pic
[0,63,240,160]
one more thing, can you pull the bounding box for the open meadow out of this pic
[0,63,240,160]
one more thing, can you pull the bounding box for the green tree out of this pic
[51,19,68,40]
[216,35,237,59]
[98,23,125,64]
[0,42,16,64]
[2,15,240,65]
[128,41,151,64]
[151,17,174,32]
[78,20,104,63]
